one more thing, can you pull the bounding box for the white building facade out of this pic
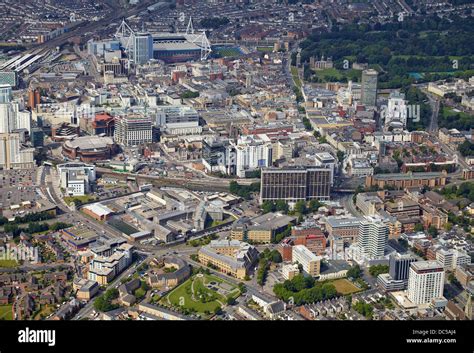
[235,135,272,178]
[407,261,445,305]
[357,217,389,259]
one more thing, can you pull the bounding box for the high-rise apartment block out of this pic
[0,133,35,170]
[114,115,153,146]
[357,217,389,259]
[407,261,445,305]
[132,33,153,65]
[235,135,272,178]
[361,69,378,107]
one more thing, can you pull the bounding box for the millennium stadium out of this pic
[115,19,211,65]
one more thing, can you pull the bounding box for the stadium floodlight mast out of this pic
[115,19,135,69]
[186,32,211,61]
[198,31,212,61]
[185,16,211,61]
[186,17,195,35]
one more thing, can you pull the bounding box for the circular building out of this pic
[147,256,191,289]
[62,135,118,163]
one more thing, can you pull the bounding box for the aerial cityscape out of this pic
[0,0,474,328]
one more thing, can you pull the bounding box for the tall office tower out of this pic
[235,135,273,178]
[384,91,408,130]
[202,138,235,175]
[361,69,378,107]
[0,84,12,103]
[357,216,389,259]
[0,133,35,170]
[0,84,16,133]
[0,71,17,88]
[260,166,331,203]
[16,110,32,132]
[407,261,445,305]
[132,33,153,65]
[377,253,417,291]
[389,253,417,281]
[30,128,44,147]
[114,115,153,146]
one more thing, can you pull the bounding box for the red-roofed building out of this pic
[92,114,115,136]
[80,113,115,137]
[292,227,324,238]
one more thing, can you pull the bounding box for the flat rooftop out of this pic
[372,172,444,180]
[326,217,364,228]
[411,260,444,272]
[250,212,296,230]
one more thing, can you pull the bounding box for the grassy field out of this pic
[64,195,95,205]
[330,278,362,295]
[0,259,19,268]
[0,305,13,320]
[161,273,240,317]
[441,106,473,120]
[313,67,362,82]
[257,46,273,52]
[214,47,242,57]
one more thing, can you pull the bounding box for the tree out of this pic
[337,151,345,163]
[318,136,328,144]
[273,274,337,305]
[275,200,289,213]
[458,140,474,157]
[271,251,282,263]
[347,265,362,279]
[180,90,199,99]
[308,199,323,212]
[261,201,275,214]
[414,223,424,232]
[229,181,260,199]
[428,225,438,238]
[353,302,374,319]
[50,222,72,231]
[256,259,270,286]
[294,200,307,215]
[226,297,236,305]
[94,288,119,312]
[369,264,389,277]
